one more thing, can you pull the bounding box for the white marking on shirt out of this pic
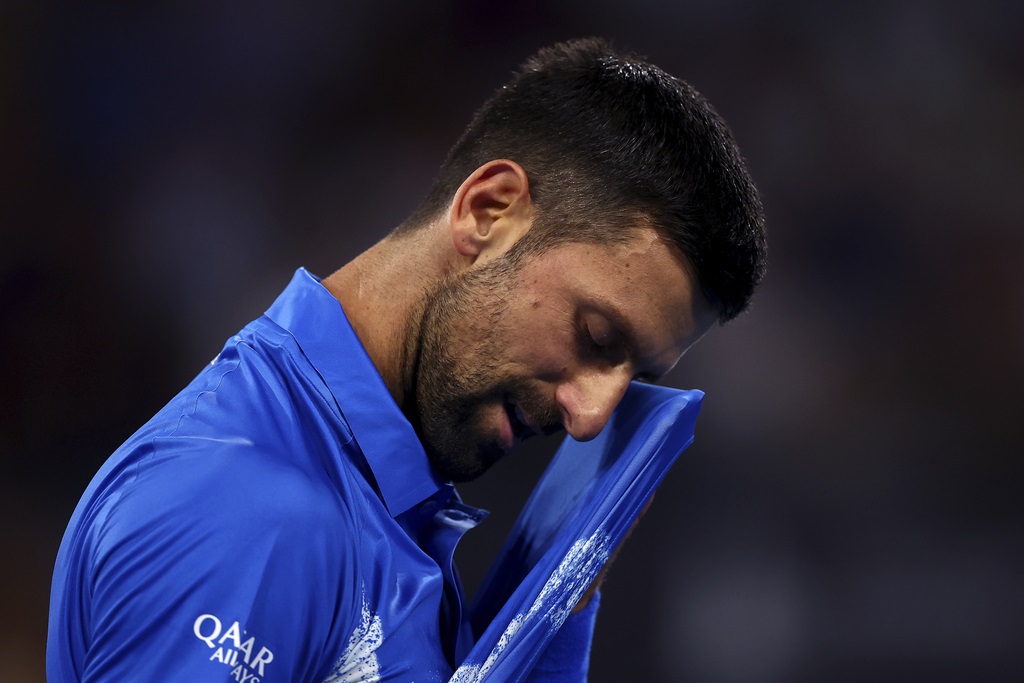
[322,590,383,682]
[449,528,610,682]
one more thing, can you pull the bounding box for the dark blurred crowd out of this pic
[2,1,1021,681]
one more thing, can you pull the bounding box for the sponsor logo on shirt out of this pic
[194,613,275,682]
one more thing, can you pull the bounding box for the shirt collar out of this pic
[264,268,448,517]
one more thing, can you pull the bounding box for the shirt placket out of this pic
[400,488,488,668]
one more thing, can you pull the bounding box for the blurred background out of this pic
[2,0,1022,680]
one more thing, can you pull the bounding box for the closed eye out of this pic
[580,315,627,366]
[578,320,604,354]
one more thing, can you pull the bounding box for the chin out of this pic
[427,441,505,483]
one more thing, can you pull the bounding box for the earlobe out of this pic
[449,159,533,264]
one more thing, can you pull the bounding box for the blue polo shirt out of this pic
[48,268,528,682]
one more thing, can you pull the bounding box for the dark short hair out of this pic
[403,37,767,323]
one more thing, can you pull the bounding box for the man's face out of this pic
[413,226,716,482]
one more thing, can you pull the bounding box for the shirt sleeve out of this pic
[524,592,601,682]
[78,439,361,683]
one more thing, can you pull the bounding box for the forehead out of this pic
[519,229,715,371]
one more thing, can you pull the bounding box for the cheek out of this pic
[502,316,575,376]
[497,279,578,369]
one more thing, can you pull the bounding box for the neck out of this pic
[321,225,449,410]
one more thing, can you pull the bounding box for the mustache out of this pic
[504,378,563,436]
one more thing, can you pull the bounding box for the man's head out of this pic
[402,37,766,324]
[338,38,767,481]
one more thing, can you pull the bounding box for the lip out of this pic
[511,401,538,438]
[498,399,516,451]
[504,396,539,446]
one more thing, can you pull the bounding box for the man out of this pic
[48,38,765,682]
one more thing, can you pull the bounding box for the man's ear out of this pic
[449,159,533,267]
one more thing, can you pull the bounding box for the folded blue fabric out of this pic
[452,382,704,682]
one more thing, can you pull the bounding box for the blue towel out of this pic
[452,382,704,682]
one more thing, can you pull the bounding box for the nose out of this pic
[555,368,632,442]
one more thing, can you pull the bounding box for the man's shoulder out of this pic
[91,345,368,564]
[146,319,356,466]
